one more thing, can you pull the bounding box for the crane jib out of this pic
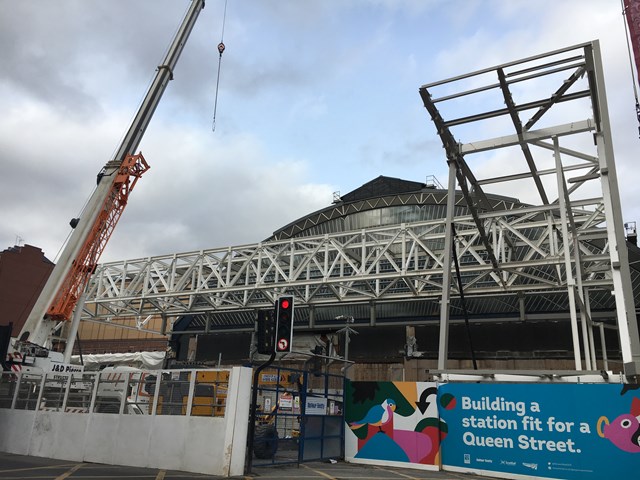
[16,0,206,353]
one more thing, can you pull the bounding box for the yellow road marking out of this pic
[155,469,166,480]
[373,466,420,479]
[250,474,339,479]
[301,463,337,479]
[253,476,406,480]
[246,476,322,479]
[0,463,79,473]
[54,463,84,480]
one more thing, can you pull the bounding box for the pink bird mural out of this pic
[597,397,640,453]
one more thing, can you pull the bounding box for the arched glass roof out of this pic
[268,176,521,241]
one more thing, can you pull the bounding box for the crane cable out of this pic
[451,223,478,371]
[212,0,228,132]
[621,0,640,138]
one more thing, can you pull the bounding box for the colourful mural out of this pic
[597,394,640,453]
[345,381,445,469]
[346,381,640,478]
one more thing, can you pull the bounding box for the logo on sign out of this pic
[262,374,278,383]
[277,338,288,351]
[51,364,83,373]
[279,393,293,410]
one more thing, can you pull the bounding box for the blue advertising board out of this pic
[438,383,640,479]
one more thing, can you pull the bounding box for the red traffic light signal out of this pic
[275,295,294,353]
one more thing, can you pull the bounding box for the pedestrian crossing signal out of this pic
[275,296,294,353]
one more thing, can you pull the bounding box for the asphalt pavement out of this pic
[0,452,501,480]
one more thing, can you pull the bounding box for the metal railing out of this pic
[0,368,229,417]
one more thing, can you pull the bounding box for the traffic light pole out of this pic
[246,295,294,472]
[245,350,276,474]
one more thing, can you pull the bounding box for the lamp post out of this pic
[336,315,357,363]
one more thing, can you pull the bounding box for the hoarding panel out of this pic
[345,381,442,470]
[438,383,640,479]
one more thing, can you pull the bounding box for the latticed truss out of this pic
[81,41,640,376]
[87,198,612,318]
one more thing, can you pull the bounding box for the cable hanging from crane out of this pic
[212,0,228,132]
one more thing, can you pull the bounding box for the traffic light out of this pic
[256,310,275,354]
[274,295,294,353]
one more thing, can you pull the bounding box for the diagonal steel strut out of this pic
[419,87,502,277]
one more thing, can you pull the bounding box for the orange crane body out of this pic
[9,0,205,361]
[46,154,150,321]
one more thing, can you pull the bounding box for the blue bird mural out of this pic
[349,398,397,432]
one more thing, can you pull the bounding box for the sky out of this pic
[1,0,639,264]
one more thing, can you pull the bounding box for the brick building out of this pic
[0,244,167,355]
[0,245,54,336]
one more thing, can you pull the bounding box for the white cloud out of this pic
[102,123,333,261]
[2,0,639,266]
[288,94,328,121]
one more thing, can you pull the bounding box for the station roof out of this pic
[173,176,640,334]
[268,175,521,241]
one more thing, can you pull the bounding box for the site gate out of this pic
[248,364,344,468]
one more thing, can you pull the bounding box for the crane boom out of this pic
[18,0,206,349]
[47,153,150,323]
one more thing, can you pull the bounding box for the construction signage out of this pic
[439,383,639,479]
[345,381,640,478]
[306,396,328,416]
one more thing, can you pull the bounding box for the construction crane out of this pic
[9,0,206,371]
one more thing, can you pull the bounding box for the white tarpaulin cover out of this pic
[71,351,165,370]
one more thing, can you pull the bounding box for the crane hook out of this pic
[212,0,229,132]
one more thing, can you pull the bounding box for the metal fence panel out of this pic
[0,368,230,418]
[250,365,345,467]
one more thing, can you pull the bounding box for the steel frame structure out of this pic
[81,41,640,377]
[419,41,640,376]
